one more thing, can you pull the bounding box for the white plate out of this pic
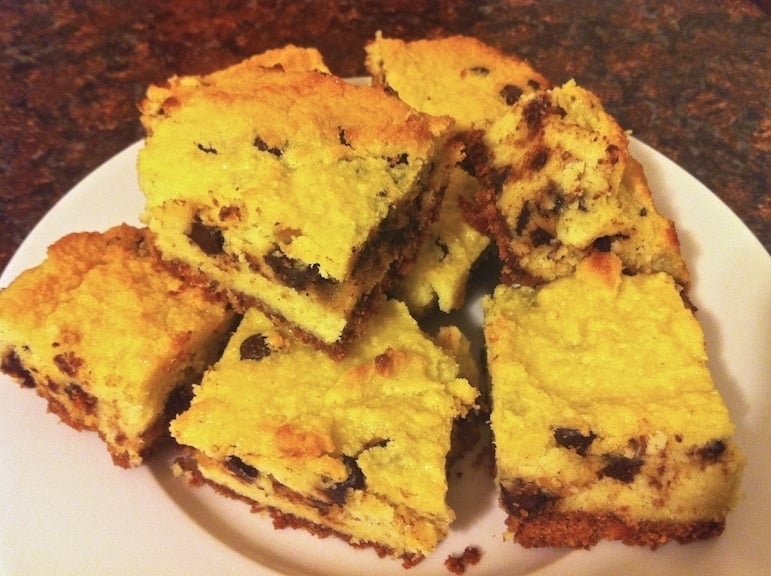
[0,138,769,576]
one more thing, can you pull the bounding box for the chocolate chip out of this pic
[523,94,550,129]
[593,235,613,252]
[338,127,352,147]
[515,201,532,235]
[599,454,643,483]
[529,148,549,171]
[593,234,627,252]
[527,79,542,90]
[196,142,218,154]
[240,334,271,361]
[53,352,84,378]
[264,247,329,290]
[224,455,259,483]
[523,95,565,130]
[541,182,565,214]
[500,481,556,518]
[325,455,365,505]
[553,427,596,456]
[435,237,450,260]
[692,440,726,463]
[500,84,524,105]
[488,164,511,195]
[187,218,224,255]
[64,382,97,414]
[639,207,648,217]
[530,227,553,247]
[458,132,488,177]
[469,66,490,76]
[253,136,282,157]
[0,351,36,388]
[387,152,409,167]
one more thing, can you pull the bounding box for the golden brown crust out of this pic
[140,45,331,134]
[503,509,724,550]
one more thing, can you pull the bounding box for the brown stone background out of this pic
[1,0,769,272]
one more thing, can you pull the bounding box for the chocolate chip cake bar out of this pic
[482,252,743,549]
[470,79,689,287]
[170,299,479,565]
[138,65,459,357]
[366,34,549,314]
[0,225,236,467]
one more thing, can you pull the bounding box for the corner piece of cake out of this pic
[140,44,331,135]
[170,299,479,566]
[365,34,550,315]
[0,225,236,467]
[137,64,459,357]
[365,34,549,134]
[482,252,743,549]
[471,79,689,287]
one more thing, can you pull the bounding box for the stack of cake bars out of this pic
[0,37,743,566]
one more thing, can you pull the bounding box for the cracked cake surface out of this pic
[482,251,743,549]
[170,298,478,564]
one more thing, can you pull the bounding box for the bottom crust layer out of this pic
[504,509,724,550]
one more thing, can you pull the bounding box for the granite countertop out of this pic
[1,0,768,273]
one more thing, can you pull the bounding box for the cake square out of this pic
[0,224,236,467]
[482,251,743,548]
[471,79,690,287]
[170,299,479,565]
[365,34,550,315]
[137,64,459,357]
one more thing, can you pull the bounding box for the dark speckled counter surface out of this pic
[1,1,768,273]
